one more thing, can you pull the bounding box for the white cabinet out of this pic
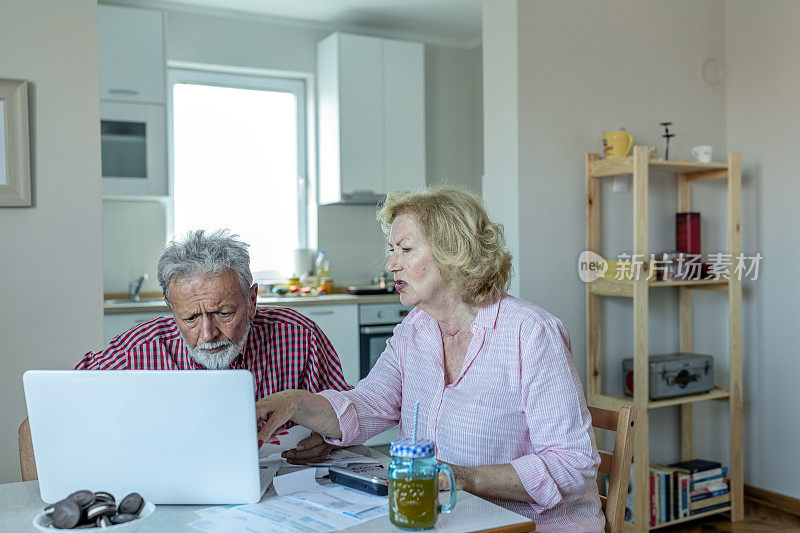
[103,312,169,346]
[295,305,360,387]
[98,4,167,197]
[98,4,165,104]
[317,33,425,204]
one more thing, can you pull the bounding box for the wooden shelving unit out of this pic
[585,146,743,532]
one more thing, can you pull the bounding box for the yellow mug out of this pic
[603,130,634,159]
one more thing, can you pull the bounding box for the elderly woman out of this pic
[257,187,604,532]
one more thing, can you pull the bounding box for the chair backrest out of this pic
[588,404,636,533]
[19,418,38,481]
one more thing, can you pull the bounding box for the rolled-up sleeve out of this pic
[511,318,600,513]
[318,333,404,446]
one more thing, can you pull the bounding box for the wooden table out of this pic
[0,446,534,533]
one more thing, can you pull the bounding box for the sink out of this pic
[105,297,165,305]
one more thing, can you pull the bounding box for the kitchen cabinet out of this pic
[295,305,360,386]
[98,4,165,104]
[317,33,425,204]
[103,311,169,346]
[98,4,167,197]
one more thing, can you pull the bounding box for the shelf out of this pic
[586,147,743,531]
[595,387,730,411]
[647,505,731,530]
[588,278,729,297]
[589,157,728,178]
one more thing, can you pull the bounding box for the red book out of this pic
[650,471,657,526]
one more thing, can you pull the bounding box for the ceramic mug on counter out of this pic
[602,130,634,159]
[691,145,713,163]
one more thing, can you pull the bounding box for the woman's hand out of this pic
[255,389,302,443]
[255,389,343,444]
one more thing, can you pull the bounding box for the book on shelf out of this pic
[690,467,728,485]
[690,501,731,516]
[669,459,721,473]
[691,483,729,500]
[691,493,731,511]
[692,488,730,502]
[649,461,729,524]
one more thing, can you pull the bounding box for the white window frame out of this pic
[166,63,316,252]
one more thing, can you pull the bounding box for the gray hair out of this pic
[157,229,253,304]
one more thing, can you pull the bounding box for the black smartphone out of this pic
[328,464,389,496]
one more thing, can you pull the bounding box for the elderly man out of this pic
[76,229,350,463]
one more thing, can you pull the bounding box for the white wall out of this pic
[102,199,166,296]
[482,0,520,295]
[0,0,103,482]
[102,7,484,291]
[483,0,728,463]
[426,44,483,194]
[725,0,800,499]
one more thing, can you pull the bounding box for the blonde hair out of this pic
[377,186,512,307]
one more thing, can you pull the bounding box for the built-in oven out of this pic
[358,302,413,446]
[359,302,413,379]
[100,101,167,196]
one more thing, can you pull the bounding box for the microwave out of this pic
[100,101,167,196]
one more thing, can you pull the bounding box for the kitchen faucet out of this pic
[129,273,148,302]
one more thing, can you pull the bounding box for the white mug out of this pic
[691,145,713,163]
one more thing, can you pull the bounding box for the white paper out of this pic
[193,505,236,518]
[259,462,281,497]
[274,467,321,496]
[258,425,313,460]
[289,484,388,517]
[188,496,364,532]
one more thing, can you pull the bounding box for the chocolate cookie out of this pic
[85,501,116,521]
[52,499,82,529]
[118,492,144,515]
[93,491,115,504]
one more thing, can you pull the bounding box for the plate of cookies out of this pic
[33,490,154,531]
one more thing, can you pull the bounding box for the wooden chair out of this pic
[588,404,636,533]
[18,418,38,481]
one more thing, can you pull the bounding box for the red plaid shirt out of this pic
[76,306,351,399]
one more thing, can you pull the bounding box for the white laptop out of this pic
[23,370,267,504]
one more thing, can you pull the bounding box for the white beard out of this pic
[185,322,250,369]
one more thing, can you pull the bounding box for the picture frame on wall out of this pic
[0,79,31,207]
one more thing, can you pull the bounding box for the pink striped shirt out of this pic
[319,295,604,532]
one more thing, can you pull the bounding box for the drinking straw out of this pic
[412,401,419,444]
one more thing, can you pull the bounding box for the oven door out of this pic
[359,325,396,380]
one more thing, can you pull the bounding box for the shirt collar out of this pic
[473,295,503,331]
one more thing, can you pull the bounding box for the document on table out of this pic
[273,468,388,516]
[188,467,389,532]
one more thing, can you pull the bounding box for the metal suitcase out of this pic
[622,353,714,400]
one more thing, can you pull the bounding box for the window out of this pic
[168,68,308,279]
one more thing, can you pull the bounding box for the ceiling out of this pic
[150,0,483,47]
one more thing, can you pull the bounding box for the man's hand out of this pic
[282,432,335,465]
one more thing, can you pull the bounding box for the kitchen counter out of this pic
[104,292,402,314]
